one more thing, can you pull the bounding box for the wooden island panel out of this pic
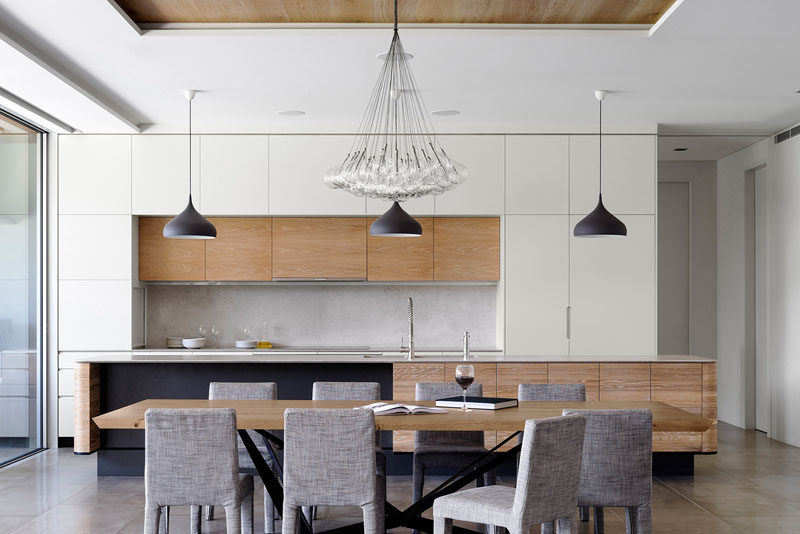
[702,362,718,452]
[73,363,100,454]
[548,363,600,400]
[496,363,547,450]
[651,363,702,415]
[445,363,498,448]
[599,363,651,401]
[392,362,445,452]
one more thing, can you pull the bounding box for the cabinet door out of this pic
[59,135,131,215]
[206,218,271,281]
[269,135,366,215]
[59,280,132,350]
[569,215,655,355]
[548,363,600,401]
[569,135,655,215]
[366,197,434,216]
[367,217,433,281]
[433,135,504,215]
[132,135,200,215]
[505,215,569,355]
[433,217,500,281]
[505,136,569,214]
[272,217,366,279]
[138,217,205,281]
[200,136,268,215]
[59,215,132,280]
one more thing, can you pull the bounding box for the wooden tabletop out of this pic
[93,400,711,433]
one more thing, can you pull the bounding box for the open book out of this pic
[356,402,449,415]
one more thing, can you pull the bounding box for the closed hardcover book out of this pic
[435,396,518,410]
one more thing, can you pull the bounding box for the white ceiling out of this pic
[0,0,799,138]
[657,136,767,161]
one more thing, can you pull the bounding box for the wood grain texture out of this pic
[367,217,433,281]
[392,362,444,452]
[702,362,718,452]
[496,363,548,450]
[73,363,99,453]
[599,363,651,401]
[653,431,703,453]
[445,362,497,448]
[95,399,713,437]
[115,0,677,25]
[205,217,271,281]
[433,217,500,281]
[651,363,703,416]
[272,217,366,279]
[138,217,205,281]
[548,363,600,401]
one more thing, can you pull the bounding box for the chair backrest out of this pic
[562,409,653,507]
[512,414,586,527]
[518,383,586,401]
[312,381,381,401]
[415,382,484,449]
[209,382,278,449]
[283,408,377,507]
[145,408,239,507]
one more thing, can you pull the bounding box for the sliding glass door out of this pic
[0,110,43,465]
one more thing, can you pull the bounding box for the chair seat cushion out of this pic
[238,446,274,471]
[433,485,515,526]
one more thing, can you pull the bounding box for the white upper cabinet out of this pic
[569,215,656,356]
[505,136,569,214]
[59,215,132,280]
[269,135,366,215]
[132,135,200,215]
[366,196,434,216]
[569,135,655,215]
[59,135,131,214]
[58,280,132,350]
[505,215,570,356]
[200,135,269,215]
[433,135,505,215]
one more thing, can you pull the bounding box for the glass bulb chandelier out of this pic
[323,0,467,206]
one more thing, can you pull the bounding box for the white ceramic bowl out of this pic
[182,337,207,349]
[166,336,183,348]
[235,340,258,349]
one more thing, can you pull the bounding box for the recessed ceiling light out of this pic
[376,52,413,61]
[277,110,306,117]
[673,147,688,152]
[431,110,460,117]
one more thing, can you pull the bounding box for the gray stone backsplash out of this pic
[145,284,497,349]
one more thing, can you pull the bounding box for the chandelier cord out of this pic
[394,0,398,32]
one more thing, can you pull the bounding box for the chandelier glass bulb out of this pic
[323,7,467,203]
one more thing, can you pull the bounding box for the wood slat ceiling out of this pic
[114,0,677,25]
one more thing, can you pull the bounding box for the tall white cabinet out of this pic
[504,135,656,356]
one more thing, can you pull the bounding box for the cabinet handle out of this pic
[566,306,571,340]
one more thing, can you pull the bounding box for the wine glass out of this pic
[209,324,221,348]
[455,364,475,412]
[198,323,207,339]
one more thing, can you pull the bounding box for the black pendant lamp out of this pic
[370,201,422,237]
[573,90,627,238]
[163,90,216,240]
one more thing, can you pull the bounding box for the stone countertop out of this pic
[64,350,716,364]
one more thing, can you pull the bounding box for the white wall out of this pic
[658,161,717,357]
[716,139,769,429]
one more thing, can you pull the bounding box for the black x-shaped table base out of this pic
[238,429,522,534]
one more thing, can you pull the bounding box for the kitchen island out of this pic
[68,350,716,476]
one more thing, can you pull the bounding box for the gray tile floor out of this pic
[0,423,799,533]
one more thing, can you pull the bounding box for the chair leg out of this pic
[264,489,276,534]
[159,506,170,534]
[593,507,604,534]
[540,521,554,534]
[556,515,577,534]
[579,507,590,522]
[626,504,651,534]
[144,504,162,534]
[242,491,255,534]
[362,501,384,534]
[282,505,299,534]
[225,501,242,534]
[190,505,202,534]
[206,505,215,521]
[433,515,453,534]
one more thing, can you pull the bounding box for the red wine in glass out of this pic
[455,365,475,411]
[455,376,474,389]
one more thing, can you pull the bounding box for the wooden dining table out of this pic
[94,399,712,534]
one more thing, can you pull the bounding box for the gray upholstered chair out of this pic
[518,383,586,402]
[282,408,385,534]
[199,382,278,534]
[433,414,587,534]
[560,409,653,534]
[144,408,254,534]
[413,382,497,529]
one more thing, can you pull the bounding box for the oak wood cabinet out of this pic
[548,363,600,401]
[433,217,500,281]
[138,217,205,281]
[392,362,445,452]
[272,217,367,279]
[205,218,271,281]
[367,217,434,281]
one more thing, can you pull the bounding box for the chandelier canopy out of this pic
[323,1,467,203]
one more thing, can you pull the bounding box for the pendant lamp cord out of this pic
[394,0,398,32]
[188,96,192,198]
[598,97,602,197]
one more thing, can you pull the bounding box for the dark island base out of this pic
[94,362,696,477]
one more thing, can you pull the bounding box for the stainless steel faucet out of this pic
[407,297,415,360]
[463,331,471,360]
